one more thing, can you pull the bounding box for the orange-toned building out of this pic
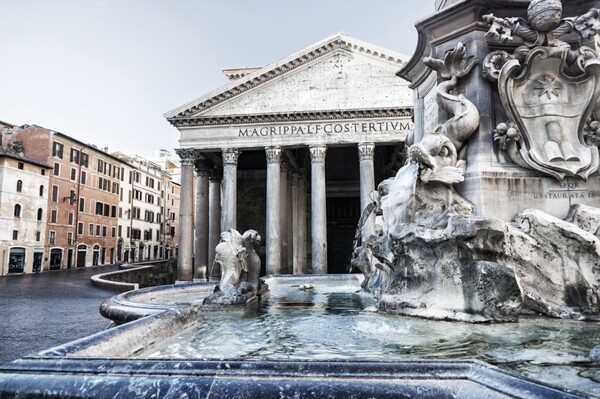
[2,125,121,269]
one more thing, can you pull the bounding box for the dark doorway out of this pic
[76,245,86,268]
[33,252,43,273]
[327,197,360,274]
[50,249,62,270]
[117,239,123,262]
[92,245,100,266]
[67,249,73,269]
[8,248,26,273]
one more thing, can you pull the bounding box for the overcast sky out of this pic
[1,1,434,159]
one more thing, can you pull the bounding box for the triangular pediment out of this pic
[165,33,412,125]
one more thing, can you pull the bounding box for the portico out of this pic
[166,33,414,281]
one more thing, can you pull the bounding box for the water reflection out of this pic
[139,282,600,397]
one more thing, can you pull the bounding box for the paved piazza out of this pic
[0,265,118,365]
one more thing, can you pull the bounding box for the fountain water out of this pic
[1,1,600,397]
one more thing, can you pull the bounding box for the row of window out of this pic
[13,204,44,221]
[128,228,160,241]
[53,142,168,197]
[45,223,117,246]
[13,162,47,175]
[11,230,42,241]
[95,202,117,217]
[130,170,161,191]
[53,162,119,193]
[48,186,117,218]
[97,158,122,180]
[15,180,45,197]
[130,189,158,205]
[53,142,89,168]
[123,207,162,224]
[118,225,163,242]
[13,201,163,226]
[10,223,173,244]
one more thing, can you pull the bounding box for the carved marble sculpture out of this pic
[352,39,600,322]
[203,228,263,307]
[240,229,262,293]
[483,0,600,179]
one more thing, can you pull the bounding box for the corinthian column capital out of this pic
[265,146,282,164]
[309,145,327,163]
[358,142,375,161]
[222,148,240,165]
[175,148,199,166]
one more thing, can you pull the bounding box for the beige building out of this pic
[165,34,413,281]
[0,150,51,276]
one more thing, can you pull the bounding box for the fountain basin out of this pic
[0,274,598,398]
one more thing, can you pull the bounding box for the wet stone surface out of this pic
[138,280,600,397]
[0,265,118,365]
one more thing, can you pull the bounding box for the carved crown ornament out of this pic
[175,148,200,165]
[222,148,240,165]
[309,145,327,163]
[483,1,600,180]
[265,146,282,164]
[358,142,375,161]
[165,34,407,124]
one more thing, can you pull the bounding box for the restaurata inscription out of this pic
[532,182,600,200]
[239,121,413,137]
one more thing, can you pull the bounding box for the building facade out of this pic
[0,151,51,276]
[113,153,171,263]
[2,126,121,269]
[0,124,181,275]
[161,172,180,260]
[166,34,414,281]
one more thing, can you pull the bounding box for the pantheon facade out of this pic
[165,34,414,281]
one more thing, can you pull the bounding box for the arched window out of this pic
[14,204,21,218]
[16,180,23,192]
[37,208,43,221]
[39,185,44,197]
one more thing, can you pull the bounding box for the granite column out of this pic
[291,174,300,274]
[309,145,327,274]
[297,174,307,273]
[221,148,239,232]
[358,143,376,238]
[286,172,294,271]
[194,159,211,281]
[208,171,221,280]
[175,148,196,282]
[279,163,289,273]
[265,146,282,275]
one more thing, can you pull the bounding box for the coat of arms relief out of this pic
[483,0,600,180]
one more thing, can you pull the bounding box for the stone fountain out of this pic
[352,0,600,323]
[1,1,599,397]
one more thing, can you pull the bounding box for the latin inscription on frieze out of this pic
[239,120,413,137]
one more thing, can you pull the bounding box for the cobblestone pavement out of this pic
[0,265,119,365]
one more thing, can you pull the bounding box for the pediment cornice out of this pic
[171,107,412,128]
[165,34,409,123]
